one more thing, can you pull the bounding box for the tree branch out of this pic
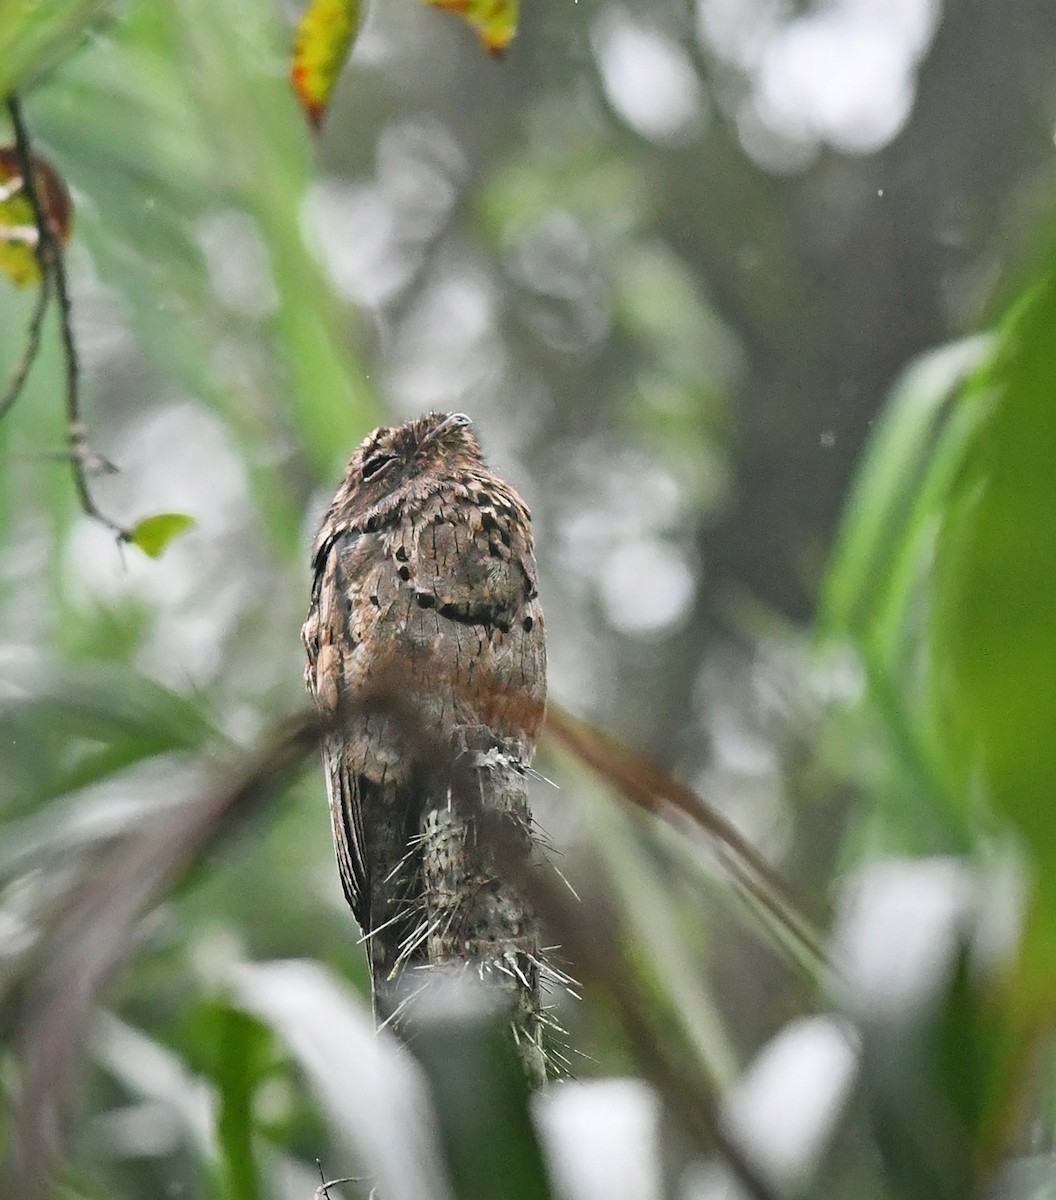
[0,263,50,421]
[4,94,129,540]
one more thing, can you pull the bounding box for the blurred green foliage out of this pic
[3,2,1056,1200]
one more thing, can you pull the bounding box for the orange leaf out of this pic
[426,0,518,53]
[0,146,73,287]
[290,0,364,128]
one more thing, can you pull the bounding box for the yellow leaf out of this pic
[290,0,364,128]
[0,146,73,288]
[0,203,39,286]
[128,513,196,559]
[426,0,518,53]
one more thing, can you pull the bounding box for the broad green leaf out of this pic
[933,271,1056,996]
[822,336,990,648]
[820,337,993,821]
[409,984,554,1200]
[127,511,196,558]
[200,1003,273,1200]
[922,269,1056,1158]
[290,0,365,128]
[0,0,115,93]
[426,0,519,53]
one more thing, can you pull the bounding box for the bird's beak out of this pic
[432,412,472,438]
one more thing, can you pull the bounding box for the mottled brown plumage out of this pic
[302,413,546,1033]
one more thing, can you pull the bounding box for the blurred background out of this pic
[3,1,1056,1197]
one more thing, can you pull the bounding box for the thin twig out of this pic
[5,95,129,540]
[0,263,50,420]
[315,1157,368,1199]
[0,446,118,470]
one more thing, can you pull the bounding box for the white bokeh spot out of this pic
[593,9,706,143]
[600,539,696,635]
[697,0,942,162]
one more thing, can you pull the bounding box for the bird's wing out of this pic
[304,528,390,930]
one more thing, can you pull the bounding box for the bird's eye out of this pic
[361,450,394,480]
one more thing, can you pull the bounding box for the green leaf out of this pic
[0,662,219,819]
[408,984,554,1200]
[819,337,994,826]
[821,336,991,651]
[128,511,196,558]
[933,273,1056,987]
[0,0,116,94]
[196,1002,273,1200]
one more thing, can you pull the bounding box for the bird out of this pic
[302,412,547,1028]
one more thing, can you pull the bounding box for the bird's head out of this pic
[351,412,482,488]
[324,413,487,536]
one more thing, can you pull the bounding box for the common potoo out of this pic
[302,413,547,1041]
